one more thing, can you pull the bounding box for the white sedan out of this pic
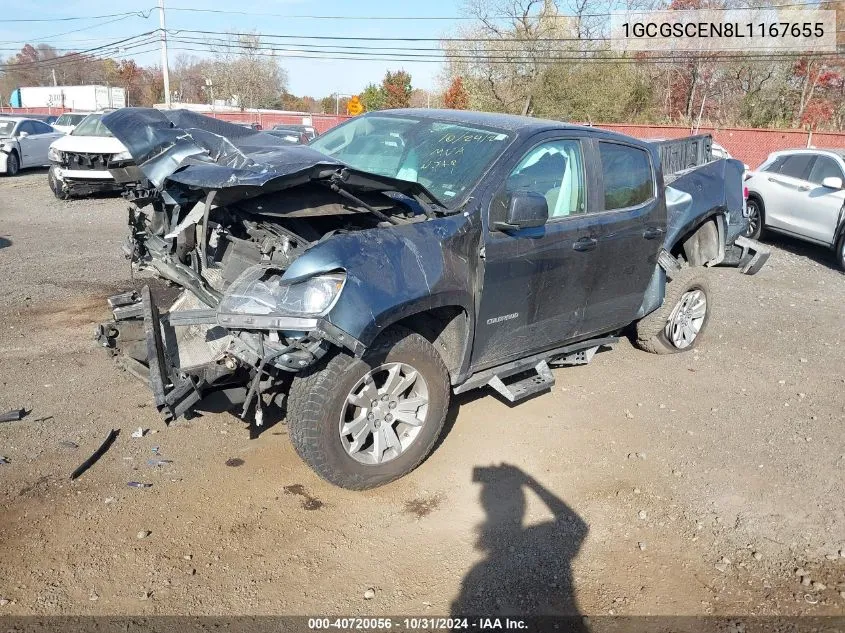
[0,116,64,176]
[745,148,845,270]
[47,113,136,199]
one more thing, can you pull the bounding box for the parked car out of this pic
[273,123,317,141]
[744,148,845,270]
[52,112,91,134]
[95,108,768,490]
[47,112,136,199]
[236,122,262,131]
[0,116,64,176]
[20,113,59,125]
[267,128,308,144]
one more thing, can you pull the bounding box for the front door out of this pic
[789,154,845,245]
[472,136,596,370]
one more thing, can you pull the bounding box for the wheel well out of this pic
[671,217,721,266]
[395,306,469,380]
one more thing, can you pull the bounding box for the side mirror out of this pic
[17,131,29,138]
[493,191,549,231]
[821,176,843,190]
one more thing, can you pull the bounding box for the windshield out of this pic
[0,120,16,137]
[71,114,113,137]
[55,114,87,127]
[310,115,513,207]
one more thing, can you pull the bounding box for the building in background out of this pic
[10,86,126,111]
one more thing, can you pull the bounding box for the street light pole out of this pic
[158,0,171,109]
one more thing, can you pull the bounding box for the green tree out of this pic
[360,82,385,112]
[381,70,412,109]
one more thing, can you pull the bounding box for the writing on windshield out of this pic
[311,116,512,207]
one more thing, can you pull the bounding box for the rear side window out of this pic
[778,154,815,180]
[599,142,654,210]
[807,156,844,184]
[31,121,53,134]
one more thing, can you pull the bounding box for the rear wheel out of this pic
[4,151,19,176]
[835,232,845,272]
[744,197,763,240]
[287,326,450,490]
[635,267,712,355]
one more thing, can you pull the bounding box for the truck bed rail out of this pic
[650,134,713,177]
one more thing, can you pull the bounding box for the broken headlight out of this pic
[111,149,133,162]
[47,146,63,162]
[217,267,346,329]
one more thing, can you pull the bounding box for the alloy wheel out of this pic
[339,362,429,465]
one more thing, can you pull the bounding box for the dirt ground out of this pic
[1,168,844,618]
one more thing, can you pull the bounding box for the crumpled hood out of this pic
[101,108,441,207]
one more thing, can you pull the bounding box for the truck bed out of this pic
[649,134,713,182]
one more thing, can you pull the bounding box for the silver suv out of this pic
[745,148,845,270]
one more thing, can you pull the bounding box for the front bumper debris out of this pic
[96,285,362,423]
[731,235,770,275]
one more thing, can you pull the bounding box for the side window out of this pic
[807,156,844,185]
[762,156,787,173]
[506,139,586,218]
[17,121,35,136]
[599,142,654,210]
[31,121,53,134]
[778,154,815,180]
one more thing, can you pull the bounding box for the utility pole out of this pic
[158,0,171,109]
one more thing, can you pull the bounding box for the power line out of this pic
[0,33,159,70]
[164,1,831,21]
[0,9,153,23]
[0,14,153,46]
[163,41,845,65]
[172,32,842,55]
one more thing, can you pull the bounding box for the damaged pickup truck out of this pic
[96,108,768,489]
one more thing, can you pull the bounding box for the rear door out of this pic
[472,133,597,369]
[791,155,845,245]
[759,153,815,231]
[28,120,61,165]
[576,139,665,337]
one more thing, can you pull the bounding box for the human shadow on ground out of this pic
[452,463,588,630]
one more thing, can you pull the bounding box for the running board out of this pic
[455,335,617,399]
[488,360,555,403]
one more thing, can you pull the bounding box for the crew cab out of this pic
[96,108,768,489]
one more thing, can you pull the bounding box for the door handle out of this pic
[797,185,810,191]
[572,237,597,252]
[643,227,665,240]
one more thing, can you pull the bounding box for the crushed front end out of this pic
[94,107,436,423]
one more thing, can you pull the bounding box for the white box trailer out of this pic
[10,85,126,110]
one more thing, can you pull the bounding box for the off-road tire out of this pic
[287,326,450,490]
[4,151,19,177]
[635,267,713,355]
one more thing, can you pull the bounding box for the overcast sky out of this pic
[1,0,465,97]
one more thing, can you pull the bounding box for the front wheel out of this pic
[48,168,70,200]
[4,151,19,176]
[635,267,713,355]
[287,326,450,490]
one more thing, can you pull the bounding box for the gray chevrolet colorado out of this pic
[96,108,768,489]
